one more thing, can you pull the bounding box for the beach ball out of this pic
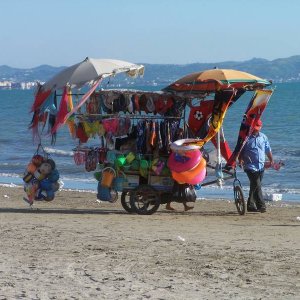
[40,178,52,191]
[48,169,60,182]
[45,189,55,201]
[52,181,60,192]
[27,162,37,174]
[31,155,44,167]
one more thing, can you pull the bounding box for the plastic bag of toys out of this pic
[23,144,60,205]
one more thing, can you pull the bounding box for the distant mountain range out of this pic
[1,55,300,86]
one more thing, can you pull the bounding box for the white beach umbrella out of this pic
[41,57,144,91]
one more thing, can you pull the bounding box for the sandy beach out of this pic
[0,185,299,300]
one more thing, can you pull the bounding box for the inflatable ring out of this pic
[171,158,206,185]
[168,150,202,173]
[170,139,201,152]
[172,168,206,185]
[180,156,206,177]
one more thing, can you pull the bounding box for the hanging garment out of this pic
[188,99,214,136]
[51,87,70,134]
[137,120,146,154]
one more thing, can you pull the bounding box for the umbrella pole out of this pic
[215,127,224,186]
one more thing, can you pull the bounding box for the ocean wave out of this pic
[0,162,24,166]
[0,183,21,188]
[61,188,96,194]
[44,147,74,157]
[60,175,97,183]
[0,138,12,143]
[276,148,300,158]
[276,188,300,194]
[0,172,22,178]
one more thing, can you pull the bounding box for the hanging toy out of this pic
[23,154,44,183]
[23,145,60,205]
[35,159,60,201]
[23,179,39,205]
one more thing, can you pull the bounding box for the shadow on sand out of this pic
[0,207,240,217]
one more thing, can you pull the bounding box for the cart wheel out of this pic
[121,191,134,213]
[130,185,160,215]
[234,185,246,215]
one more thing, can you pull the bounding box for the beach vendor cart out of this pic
[162,69,274,214]
[28,59,273,215]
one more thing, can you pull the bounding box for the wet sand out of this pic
[1,185,300,300]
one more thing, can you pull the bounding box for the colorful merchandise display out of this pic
[23,146,60,205]
[27,63,273,215]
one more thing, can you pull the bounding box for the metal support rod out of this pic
[217,128,221,166]
[75,113,182,120]
[201,175,234,187]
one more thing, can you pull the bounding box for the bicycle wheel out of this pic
[130,185,160,215]
[121,191,134,213]
[234,185,246,215]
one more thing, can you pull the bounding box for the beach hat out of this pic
[139,94,148,112]
[127,94,134,113]
[103,92,114,111]
[146,96,155,113]
[155,96,174,115]
[113,94,128,112]
[254,119,263,130]
[133,94,140,112]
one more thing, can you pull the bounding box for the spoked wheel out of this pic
[121,190,134,213]
[130,185,160,215]
[234,185,246,215]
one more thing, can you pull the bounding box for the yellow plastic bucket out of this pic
[126,152,135,164]
[101,167,116,188]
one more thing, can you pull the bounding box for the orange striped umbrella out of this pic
[163,69,271,93]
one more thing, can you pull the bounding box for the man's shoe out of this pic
[260,207,267,213]
[247,207,259,212]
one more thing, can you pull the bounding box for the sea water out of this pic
[0,83,299,201]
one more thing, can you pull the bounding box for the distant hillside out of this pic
[0,64,66,82]
[138,56,300,85]
[1,56,300,85]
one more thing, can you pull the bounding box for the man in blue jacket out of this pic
[239,119,273,213]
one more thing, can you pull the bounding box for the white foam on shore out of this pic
[0,183,22,188]
[61,188,96,194]
[44,147,74,157]
[0,172,21,177]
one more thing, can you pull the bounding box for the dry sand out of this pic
[0,185,300,300]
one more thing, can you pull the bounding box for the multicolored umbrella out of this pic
[163,69,271,93]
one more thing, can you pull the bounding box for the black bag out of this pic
[172,182,196,203]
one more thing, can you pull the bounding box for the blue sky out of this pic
[1,0,299,68]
